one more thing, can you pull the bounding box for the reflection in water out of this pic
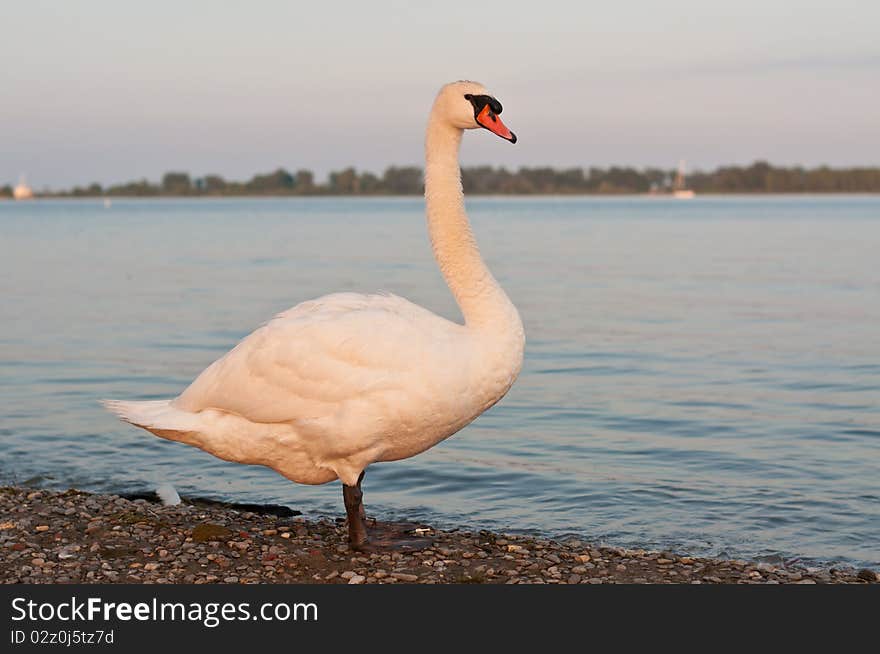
[0,196,878,567]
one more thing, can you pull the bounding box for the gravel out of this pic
[1,487,875,585]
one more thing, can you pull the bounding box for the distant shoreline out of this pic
[5,191,880,201]
[4,161,880,199]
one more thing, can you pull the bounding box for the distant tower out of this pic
[672,160,695,199]
[13,175,34,200]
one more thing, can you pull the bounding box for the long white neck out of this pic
[424,112,521,336]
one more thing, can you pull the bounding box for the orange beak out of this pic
[476,104,517,143]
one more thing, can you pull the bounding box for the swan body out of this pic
[105,81,523,545]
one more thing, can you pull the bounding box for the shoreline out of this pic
[2,487,876,585]
[7,191,880,201]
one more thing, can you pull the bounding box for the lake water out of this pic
[1,196,878,569]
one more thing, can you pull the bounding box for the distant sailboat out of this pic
[13,175,34,201]
[672,160,695,199]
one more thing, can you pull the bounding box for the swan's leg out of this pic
[343,470,432,553]
[343,476,368,550]
[357,470,367,522]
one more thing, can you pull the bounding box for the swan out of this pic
[104,81,524,550]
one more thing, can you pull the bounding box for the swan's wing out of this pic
[173,293,465,424]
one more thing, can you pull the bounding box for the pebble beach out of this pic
[1,487,877,585]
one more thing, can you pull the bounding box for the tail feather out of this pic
[102,399,341,485]
[102,398,208,448]
[103,397,217,458]
[101,399,176,428]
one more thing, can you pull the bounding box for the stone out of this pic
[857,569,877,582]
[191,523,232,543]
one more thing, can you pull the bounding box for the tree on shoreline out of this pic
[162,172,192,195]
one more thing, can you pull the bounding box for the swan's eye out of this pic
[464,94,502,116]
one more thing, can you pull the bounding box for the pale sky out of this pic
[2,0,879,189]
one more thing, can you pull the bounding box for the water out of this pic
[1,196,878,569]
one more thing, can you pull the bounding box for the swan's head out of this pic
[434,80,517,143]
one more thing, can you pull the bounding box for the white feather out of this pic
[155,483,181,506]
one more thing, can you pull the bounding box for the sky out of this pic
[2,0,879,189]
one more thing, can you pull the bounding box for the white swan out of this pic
[104,81,524,549]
